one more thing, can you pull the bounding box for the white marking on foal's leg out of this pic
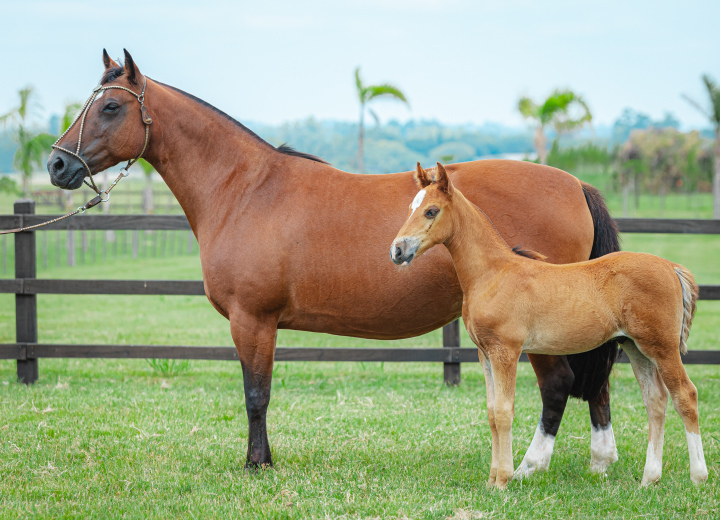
[410,189,426,216]
[590,423,618,474]
[514,421,555,480]
[686,429,708,484]
[641,441,663,486]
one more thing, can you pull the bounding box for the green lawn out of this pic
[0,360,718,518]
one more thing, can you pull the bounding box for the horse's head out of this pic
[390,162,455,266]
[47,49,151,190]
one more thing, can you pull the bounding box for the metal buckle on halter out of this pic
[77,206,86,214]
[120,167,130,177]
[99,191,111,203]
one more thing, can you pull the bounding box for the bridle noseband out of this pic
[0,76,153,235]
[52,75,153,195]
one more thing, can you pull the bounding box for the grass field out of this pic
[1,176,719,518]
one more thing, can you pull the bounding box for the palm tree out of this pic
[518,89,592,165]
[0,87,56,196]
[682,74,720,219]
[354,67,408,173]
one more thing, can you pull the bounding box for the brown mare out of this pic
[48,50,620,475]
[391,162,709,488]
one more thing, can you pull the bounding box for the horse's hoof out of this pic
[486,475,496,489]
[590,450,618,475]
[513,466,530,480]
[640,474,661,487]
[245,461,273,472]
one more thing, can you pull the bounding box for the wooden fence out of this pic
[1,200,719,386]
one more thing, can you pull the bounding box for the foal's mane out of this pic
[100,67,328,165]
[511,245,547,261]
[464,199,546,261]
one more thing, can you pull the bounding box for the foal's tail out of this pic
[674,265,699,355]
[566,183,622,402]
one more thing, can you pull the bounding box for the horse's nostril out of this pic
[395,246,403,259]
[53,156,66,174]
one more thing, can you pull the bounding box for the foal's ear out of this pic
[123,49,141,85]
[435,162,453,195]
[102,49,120,70]
[414,162,432,188]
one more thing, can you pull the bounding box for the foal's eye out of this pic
[424,207,439,219]
[103,103,120,113]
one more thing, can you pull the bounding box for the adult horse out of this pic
[47,50,621,476]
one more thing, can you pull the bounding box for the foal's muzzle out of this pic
[390,237,419,266]
[47,150,85,190]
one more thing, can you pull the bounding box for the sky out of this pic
[1,0,718,131]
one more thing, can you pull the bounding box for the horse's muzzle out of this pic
[47,150,85,190]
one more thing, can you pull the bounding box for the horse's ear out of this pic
[102,49,120,70]
[435,162,453,195]
[123,49,140,85]
[414,162,431,188]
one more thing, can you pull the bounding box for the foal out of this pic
[390,162,708,489]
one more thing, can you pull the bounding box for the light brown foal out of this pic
[390,162,709,489]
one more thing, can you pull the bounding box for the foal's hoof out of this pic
[691,470,709,485]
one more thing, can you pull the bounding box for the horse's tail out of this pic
[566,183,622,402]
[674,265,698,355]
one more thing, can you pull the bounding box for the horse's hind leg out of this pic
[621,341,669,486]
[515,355,573,480]
[652,350,708,484]
[588,382,619,474]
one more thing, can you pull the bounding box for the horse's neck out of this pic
[142,80,278,234]
[444,193,516,292]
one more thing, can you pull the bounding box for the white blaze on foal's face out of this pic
[410,189,426,216]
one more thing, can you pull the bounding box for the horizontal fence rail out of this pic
[1,344,719,364]
[1,203,719,385]
[1,214,720,233]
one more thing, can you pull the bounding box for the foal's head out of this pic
[47,49,151,189]
[390,162,455,266]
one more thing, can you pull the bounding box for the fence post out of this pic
[443,319,460,386]
[15,200,38,384]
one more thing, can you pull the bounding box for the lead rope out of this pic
[0,77,152,235]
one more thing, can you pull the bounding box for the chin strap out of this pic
[1,77,152,235]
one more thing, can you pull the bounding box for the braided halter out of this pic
[52,75,152,194]
[0,76,153,235]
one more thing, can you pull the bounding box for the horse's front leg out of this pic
[488,346,521,489]
[515,354,574,480]
[230,311,279,469]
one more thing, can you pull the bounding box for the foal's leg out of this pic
[488,350,520,489]
[230,311,279,469]
[621,341,669,486]
[481,355,500,487]
[652,350,708,485]
[515,355,573,480]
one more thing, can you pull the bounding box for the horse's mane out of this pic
[511,245,547,261]
[101,67,328,165]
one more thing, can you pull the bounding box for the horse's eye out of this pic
[103,103,120,113]
[425,207,439,219]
